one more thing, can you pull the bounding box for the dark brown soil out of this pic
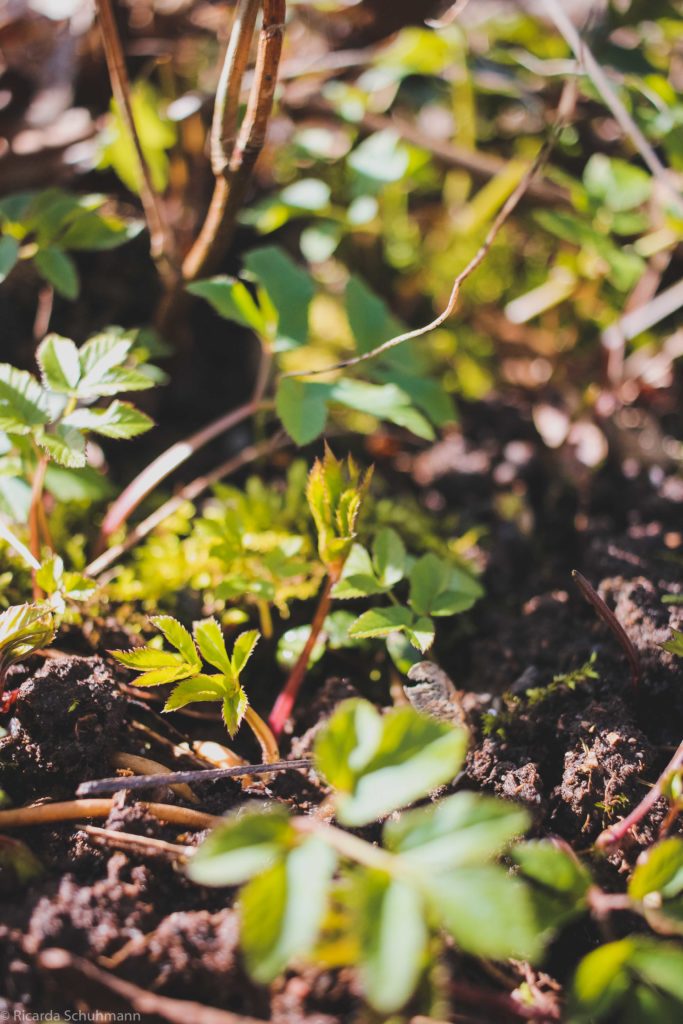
[1,396,682,1021]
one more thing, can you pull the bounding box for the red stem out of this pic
[269,574,336,735]
[596,736,683,850]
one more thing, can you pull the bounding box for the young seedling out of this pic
[110,617,279,762]
[0,601,55,712]
[268,447,372,734]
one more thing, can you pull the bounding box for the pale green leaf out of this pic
[187,806,294,886]
[36,334,81,393]
[193,617,231,675]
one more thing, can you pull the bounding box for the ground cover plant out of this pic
[0,0,683,1021]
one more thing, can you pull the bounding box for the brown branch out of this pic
[94,0,176,281]
[76,758,313,797]
[182,0,286,281]
[83,824,192,861]
[211,0,261,177]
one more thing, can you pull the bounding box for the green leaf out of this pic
[222,687,248,737]
[99,82,176,194]
[428,866,542,961]
[193,617,231,675]
[58,209,141,251]
[279,178,331,211]
[662,630,683,657]
[240,837,336,983]
[314,698,468,826]
[0,602,55,672]
[36,334,81,393]
[275,378,328,445]
[230,629,260,676]
[187,277,265,333]
[37,425,87,468]
[150,615,200,669]
[34,246,79,298]
[187,806,294,886]
[569,939,636,1022]
[583,154,652,212]
[348,605,413,640]
[628,838,683,934]
[244,246,314,351]
[328,379,434,440]
[0,236,19,283]
[372,528,406,588]
[384,792,530,871]
[512,840,591,932]
[406,616,435,654]
[164,675,225,712]
[0,365,50,434]
[347,131,410,190]
[355,871,427,1013]
[409,554,483,617]
[333,543,385,600]
[63,401,154,439]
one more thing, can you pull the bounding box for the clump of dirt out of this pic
[0,655,126,801]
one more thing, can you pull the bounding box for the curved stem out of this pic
[28,454,49,598]
[269,573,336,735]
[0,799,221,830]
[244,705,280,763]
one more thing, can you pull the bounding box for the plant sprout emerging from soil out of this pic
[0,602,55,712]
[268,447,372,733]
[110,616,279,762]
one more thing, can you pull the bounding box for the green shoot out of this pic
[110,617,278,762]
[0,602,56,711]
[268,448,371,734]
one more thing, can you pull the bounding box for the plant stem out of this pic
[28,454,49,597]
[596,737,683,850]
[292,816,400,875]
[210,0,261,177]
[76,758,312,797]
[268,572,336,735]
[86,431,287,578]
[572,570,641,690]
[0,520,41,572]
[182,0,286,280]
[94,0,176,282]
[0,799,221,830]
[94,398,262,553]
[244,705,280,763]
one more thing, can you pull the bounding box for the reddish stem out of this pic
[596,736,683,850]
[269,574,336,735]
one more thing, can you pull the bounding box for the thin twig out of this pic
[541,0,683,218]
[76,758,313,797]
[94,0,176,280]
[111,751,198,803]
[283,132,558,379]
[0,799,221,830]
[596,736,683,850]
[182,0,286,280]
[211,0,261,176]
[83,824,192,861]
[571,570,641,690]
[37,948,267,1024]
[86,431,287,578]
[95,397,263,552]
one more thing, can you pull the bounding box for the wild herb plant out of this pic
[110,617,278,762]
[187,697,588,1013]
[0,189,140,299]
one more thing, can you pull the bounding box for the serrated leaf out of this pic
[384,792,530,871]
[0,601,55,670]
[193,617,231,675]
[164,675,225,712]
[187,276,265,332]
[150,615,200,669]
[0,236,19,283]
[78,332,132,379]
[63,400,154,439]
[222,687,248,737]
[662,630,683,658]
[187,805,294,886]
[275,378,328,445]
[240,837,336,982]
[37,425,87,468]
[328,379,434,440]
[406,615,435,653]
[35,555,64,596]
[34,246,79,298]
[36,334,81,393]
[314,698,467,826]
[348,605,413,640]
[427,866,542,960]
[333,543,384,599]
[354,871,427,1013]
[0,365,50,434]
[231,629,260,676]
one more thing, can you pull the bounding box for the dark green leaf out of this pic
[244,246,314,351]
[34,246,79,299]
[0,236,19,283]
[187,277,265,332]
[276,378,329,445]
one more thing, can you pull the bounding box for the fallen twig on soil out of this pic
[571,570,641,690]
[83,824,192,861]
[38,948,267,1024]
[76,758,313,797]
